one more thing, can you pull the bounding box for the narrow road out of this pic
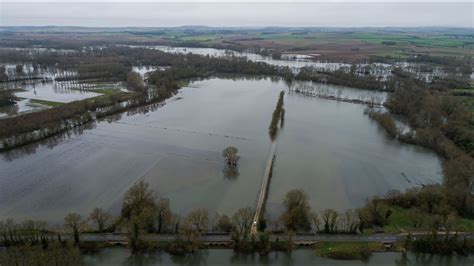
[76,232,473,243]
[251,141,277,235]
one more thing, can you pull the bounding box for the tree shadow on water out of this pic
[223,165,239,179]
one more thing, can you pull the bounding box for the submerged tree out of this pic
[222,146,240,178]
[223,146,240,167]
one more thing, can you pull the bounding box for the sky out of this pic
[0,1,472,28]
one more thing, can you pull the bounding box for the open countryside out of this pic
[0,2,474,265]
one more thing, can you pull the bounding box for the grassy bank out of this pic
[28,99,64,107]
[381,205,474,234]
[314,242,391,260]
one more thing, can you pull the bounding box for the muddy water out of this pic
[0,77,441,223]
[266,91,441,218]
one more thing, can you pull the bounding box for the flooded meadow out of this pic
[0,77,442,223]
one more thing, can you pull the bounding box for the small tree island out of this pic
[222,146,240,177]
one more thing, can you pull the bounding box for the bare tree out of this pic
[231,207,254,239]
[185,208,209,233]
[89,208,112,232]
[214,213,235,233]
[311,212,321,233]
[121,180,156,221]
[155,198,172,233]
[341,209,359,233]
[321,209,338,233]
[64,213,85,245]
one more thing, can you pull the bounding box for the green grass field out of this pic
[28,99,64,107]
[163,30,473,58]
[383,205,474,234]
[314,242,385,260]
[91,88,120,96]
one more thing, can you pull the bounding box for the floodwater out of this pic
[0,77,442,223]
[0,63,124,117]
[83,248,474,266]
[0,81,102,117]
[14,82,101,103]
[140,45,352,72]
[132,66,159,78]
[266,89,440,218]
[142,45,449,80]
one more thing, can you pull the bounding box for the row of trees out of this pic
[378,78,474,218]
[1,183,470,258]
[268,91,285,141]
[280,190,391,235]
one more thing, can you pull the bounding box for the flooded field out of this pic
[266,90,441,218]
[14,82,101,102]
[0,63,126,117]
[139,45,455,81]
[0,77,442,223]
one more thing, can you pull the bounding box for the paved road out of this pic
[251,142,277,235]
[78,232,473,243]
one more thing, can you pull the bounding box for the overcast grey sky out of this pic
[0,1,472,27]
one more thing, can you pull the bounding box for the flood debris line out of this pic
[269,91,285,141]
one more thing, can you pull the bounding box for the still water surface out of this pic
[0,77,442,223]
[83,248,474,266]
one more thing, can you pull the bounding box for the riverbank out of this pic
[2,233,474,265]
[81,247,474,265]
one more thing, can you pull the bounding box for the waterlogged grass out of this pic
[315,242,383,260]
[28,99,64,107]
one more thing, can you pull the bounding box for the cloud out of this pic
[0,2,472,27]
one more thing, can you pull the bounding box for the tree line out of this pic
[268,91,285,141]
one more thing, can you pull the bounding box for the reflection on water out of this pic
[0,77,442,223]
[0,62,127,117]
[14,82,102,103]
[83,248,474,266]
[0,81,124,118]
